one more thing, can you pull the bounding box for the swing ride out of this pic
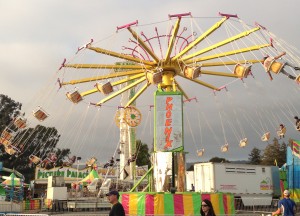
[1,12,300,194]
[53,12,300,192]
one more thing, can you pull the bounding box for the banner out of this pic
[119,192,235,215]
[35,167,90,180]
[292,140,300,159]
[35,165,149,181]
[154,91,183,152]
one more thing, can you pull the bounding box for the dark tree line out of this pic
[248,138,288,167]
[0,94,153,183]
[0,94,70,183]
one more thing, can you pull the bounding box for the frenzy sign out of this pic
[155,92,183,152]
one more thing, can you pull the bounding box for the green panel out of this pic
[137,193,145,215]
[218,193,225,215]
[279,170,287,180]
[192,193,201,215]
[164,193,175,215]
[0,185,5,195]
[119,194,122,203]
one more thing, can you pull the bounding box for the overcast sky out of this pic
[1,0,300,164]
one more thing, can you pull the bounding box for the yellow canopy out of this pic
[79,169,101,183]
[1,173,21,186]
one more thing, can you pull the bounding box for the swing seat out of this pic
[239,138,248,148]
[14,116,27,129]
[1,128,14,141]
[5,145,16,155]
[197,148,205,156]
[146,70,162,84]
[295,74,300,83]
[29,155,41,164]
[86,157,97,166]
[66,90,83,103]
[0,138,11,146]
[221,144,229,152]
[32,107,49,121]
[184,66,201,79]
[96,82,114,95]
[268,60,284,74]
[261,132,271,141]
[277,127,286,137]
[233,64,251,78]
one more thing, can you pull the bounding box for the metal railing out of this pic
[0,202,22,213]
[234,197,279,213]
[3,197,299,215]
[5,214,49,216]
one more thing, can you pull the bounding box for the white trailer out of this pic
[185,171,195,191]
[193,162,281,206]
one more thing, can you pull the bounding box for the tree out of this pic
[261,138,287,167]
[0,95,22,132]
[135,139,151,168]
[248,147,262,164]
[209,157,230,163]
[0,94,71,182]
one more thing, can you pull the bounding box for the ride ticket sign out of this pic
[154,91,183,152]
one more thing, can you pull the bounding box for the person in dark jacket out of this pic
[106,190,125,216]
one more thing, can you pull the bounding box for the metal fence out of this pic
[0,212,274,216]
[0,202,22,213]
[1,197,299,215]
[234,198,279,213]
[5,214,49,216]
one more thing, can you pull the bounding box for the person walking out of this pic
[106,190,125,216]
[200,199,216,216]
[272,190,296,216]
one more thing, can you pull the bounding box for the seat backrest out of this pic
[281,127,287,134]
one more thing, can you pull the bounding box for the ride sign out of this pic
[154,91,183,152]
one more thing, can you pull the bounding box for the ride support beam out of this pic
[111,73,145,86]
[165,18,181,63]
[177,73,220,91]
[127,27,160,63]
[130,166,153,192]
[181,27,261,61]
[160,71,175,92]
[201,59,262,67]
[80,74,145,97]
[125,82,151,108]
[88,46,156,66]
[81,89,97,97]
[61,70,145,85]
[97,77,146,105]
[172,17,228,61]
[184,44,271,64]
[64,64,152,70]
